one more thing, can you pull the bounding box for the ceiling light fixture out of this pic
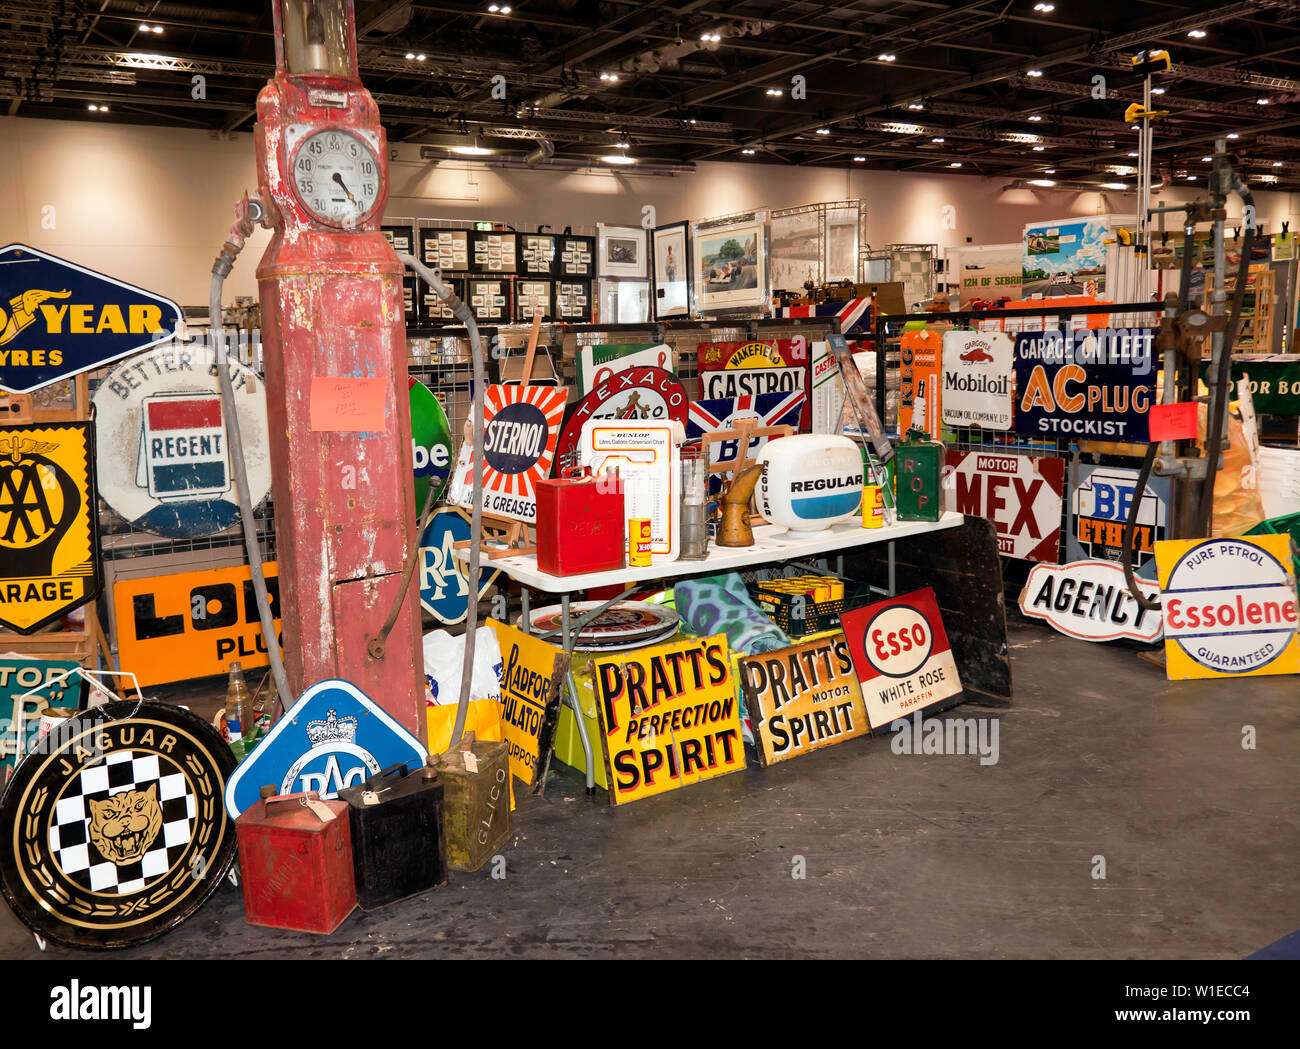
[1227,132,1240,139]
[1274,160,1284,167]
[1202,155,1212,161]
[602,154,635,165]
[88,103,99,111]
[489,3,500,10]
[1044,168,1056,174]
[1187,28,1206,39]
[741,148,756,155]
[1186,174,1197,180]
[1029,178,1056,186]
[1026,69,1044,77]
[700,31,721,42]
[1028,114,1043,121]
[1033,145,1046,151]
[950,161,963,167]
[416,53,426,61]
[878,53,896,62]
[600,72,620,81]
[766,88,783,96]
[816,127,830,135]
[1033,3,1055,12]
[613,140,631,149]
[854,155,866,162]
[1151,87,1165,95]
[931,136,945,143]
[1128,151,1139,157]
[1100,182,1127,190]
[908,102,924,110]
[1257,97,1270,105]
[405,52,415,59]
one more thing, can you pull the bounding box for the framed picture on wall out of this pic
[651,221,690,319]
[597,224,648,279]
[693,216,768,313]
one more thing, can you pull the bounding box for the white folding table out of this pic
[455,512,965,793]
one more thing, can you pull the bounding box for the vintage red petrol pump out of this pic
[253,0,423,737]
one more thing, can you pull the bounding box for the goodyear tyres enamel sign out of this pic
[0,244,181,394]
[0,421,102,634]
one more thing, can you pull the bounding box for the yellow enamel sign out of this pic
[0,422,100,634]
[1154,534,1299,680]
[488,619,569,792]
[591,633,744,805]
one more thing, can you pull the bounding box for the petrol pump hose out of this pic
[1120,180,1255,610]
[209,193,295,716]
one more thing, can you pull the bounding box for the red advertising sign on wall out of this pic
[697,339,811,431]
[944,450,1065,562]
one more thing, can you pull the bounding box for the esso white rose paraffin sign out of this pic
[840,587,963,732]
[941,330,1013,430]
[1019,560,1163,643]
[1154,535,1299,680]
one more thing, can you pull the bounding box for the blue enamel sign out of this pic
[0,243,182,394]
[223,679,428,818]
[419,506,501,624]
[1013,329,1156,443]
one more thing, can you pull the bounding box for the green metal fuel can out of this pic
[895,428,945,522]
[433,737,511,872]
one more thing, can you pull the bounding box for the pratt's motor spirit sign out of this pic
[941,330,1013,430]
[1154,535,1299,680]
[840,587,962,732]
[1013,329,1155,441]
[113,563,281,686]
[488,619,569,792]
[0,421,102,634]
[1019,560,1163,643]
[0,244,182,393]
[738,633,869,766]
[591,633,744,805]
[944,450,1065,562]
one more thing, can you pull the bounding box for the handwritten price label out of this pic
[309,376,388,432]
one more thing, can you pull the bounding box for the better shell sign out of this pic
[840,587,962,732]
[591,633,744,805]
[1154,535,1299,680]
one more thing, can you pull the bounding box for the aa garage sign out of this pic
[1154,535,1299,680]
[945,450,1065,562]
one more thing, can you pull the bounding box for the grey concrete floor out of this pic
[2,617,1296,959]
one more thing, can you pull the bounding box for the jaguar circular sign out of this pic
[0,701,237,950]
[556,366,687,463]
[861,604,934,678]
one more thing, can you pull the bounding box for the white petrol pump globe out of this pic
[291,128,381,227]
[755,434,865,539]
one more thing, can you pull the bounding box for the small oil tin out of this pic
[434,738,511,873]
[862,485,884,528]
[628,518,653,567]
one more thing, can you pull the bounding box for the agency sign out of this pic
[1154,535,1299,680]
[0,243,181,393]
[1019,560,1163,643]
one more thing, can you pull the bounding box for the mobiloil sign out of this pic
[0,244,181,393]
[1014,329,1155,441]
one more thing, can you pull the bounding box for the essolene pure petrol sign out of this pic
[0,244,181,393]
[1154,535,1299,680]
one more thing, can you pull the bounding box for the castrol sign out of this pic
[1154,535,1299,680]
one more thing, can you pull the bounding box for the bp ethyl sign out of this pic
[1067,464,1170,577]
[1019,560,1163,643]
[941,330,1013,430]
[0,244,182,393]
[1154,535,1299,680]
[945,450,1065,562]
[840,587,962,733]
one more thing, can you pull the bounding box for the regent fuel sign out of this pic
[1154,535,1299,680]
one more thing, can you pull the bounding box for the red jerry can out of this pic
[236,791,357,935]
[535,468,625,576]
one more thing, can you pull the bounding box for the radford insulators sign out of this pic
[1019,559,1163,643]
[1154,535,1299,679]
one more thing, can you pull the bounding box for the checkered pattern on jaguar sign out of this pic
[47,749,195,895]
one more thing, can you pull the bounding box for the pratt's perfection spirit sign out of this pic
[591,633,744,805]
[1154,535,1299,680]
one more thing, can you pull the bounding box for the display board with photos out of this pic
[519,233,558,276]
[423,276,465,324]
[651,221,691,319]
[692,210,769,314]
[768,200,862,292]
[421,228,470,271]
[597,224,649,279]
[382,224,415,257]
[402,275,418,321]
[516,279,553,322]
[557,235,596,277]
[470,230,518,274]
[467,278,510,322]
[555,279,593,321]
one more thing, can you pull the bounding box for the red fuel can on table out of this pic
[535,469,625,576]
[236,791,356,935]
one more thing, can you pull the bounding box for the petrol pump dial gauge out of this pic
[291,128,381,227]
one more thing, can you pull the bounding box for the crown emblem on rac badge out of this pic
[306,709,358,746]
